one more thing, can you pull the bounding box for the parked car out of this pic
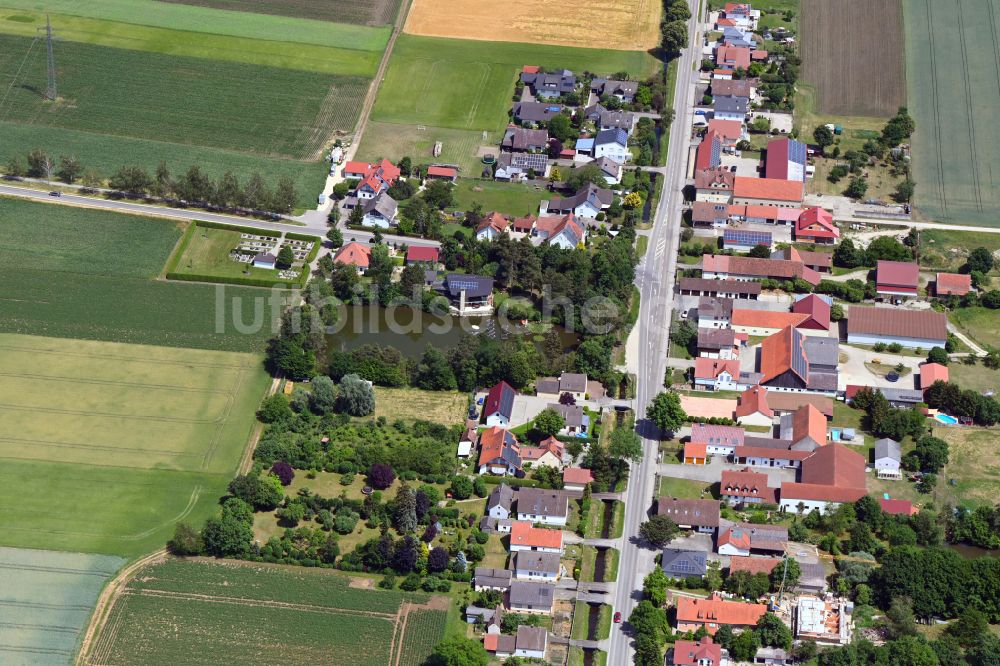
[613,611,622,623]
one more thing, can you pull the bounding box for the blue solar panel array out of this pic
[791,329,809,380]
[724,229,772,246]
[789,138,807,166]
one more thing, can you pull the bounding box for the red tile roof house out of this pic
[795,207,840,244]
[791,293,832,331]
[720,468,776,506]
[332,242,371,274]
[935,272,972,297]
[405,245,439,265]
[779,444,867,515]
[425,165,458,182]
[670,636,724,666]
[716,44,752,70]
[876,260,920,299]
[695,167,736,203]
[683,442,709,465]
[475,211,511,242]
[562,467,594,491]
[920,362,949,389]
[701,254,821,286]
[344,159,400,200]
[757,325,840,396]
[707,119,745,146]
[694,357,746,392]
[734,385,775,427]
[728,555,781,576]
[509,520,563,553]
[847,306,948,349]
[478,427,522,476]
[695,129,723,171]
[880,498,919,516]
[676,593,767,635]
[732,176,804,208]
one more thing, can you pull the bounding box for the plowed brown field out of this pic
[801,0,906,116]
[404,0,661,51]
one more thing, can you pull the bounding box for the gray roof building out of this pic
[547,183,614,213]
[512,550,561,575]
[502,127,549,152]
[698,296,734,320]
[442,274,494,299]
[874,438,901,464]
[521,70,576,96]
[599,109,635,132]
[474,567,513,590]
[508,581,555,612]
[714,95,749,115]
[547,403,587,429]
[361,192,398,220]
[515,487,569,520]
[488,484,515,514]
[559,372,588,393]
[698,327,736,351]
[657,498,721,529]
[591,78,639,100]
[595,127,628,148]
[661,548,708,579]
[593,156,622,180]
[878,387,925,407]
[514,101,564,123]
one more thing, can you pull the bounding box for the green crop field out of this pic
[397,610,448,666]
[0,11,382,76]
[0,124,327,209]
[905,0,1000,227]
[0,199,282,350]
[159,0,402,25]
[85,559,442,666]
[0,333,270,555]
[0,35,366,159]
[0,0,392,49]
[0,547,124,665]
[371,34,660,131]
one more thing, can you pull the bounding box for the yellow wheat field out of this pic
[404,0,662,51]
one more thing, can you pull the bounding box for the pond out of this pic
[325,305,580,357]
[947,542,999,559]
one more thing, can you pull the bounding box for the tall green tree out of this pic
[646,391,685,435]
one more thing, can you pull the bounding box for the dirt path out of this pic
[76,550,168,666]
[237,374,282,475]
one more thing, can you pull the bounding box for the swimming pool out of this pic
[934,413,958,425]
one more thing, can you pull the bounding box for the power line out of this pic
[45,14,56,101]
[0,36,39,120]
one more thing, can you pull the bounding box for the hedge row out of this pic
[166,271,304,289]
[195,220,281,237]
[286,231,322,242]
[481,475,540,488]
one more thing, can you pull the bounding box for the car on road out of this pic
[613,611,622,623]
[49,191,61,197]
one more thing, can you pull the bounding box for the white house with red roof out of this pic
[346,159,400,200]
[476,212,511,242]
[795,207,839,244]
[533,214,585,249]
[332,242,371,275]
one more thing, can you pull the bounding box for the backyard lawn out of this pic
[950,308,1000,350]
[659,476,717,499]
[372,387,468,425]
[448,179,551,217]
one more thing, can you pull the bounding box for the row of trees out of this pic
[924,380,1000,426]
[849,387,927,442]
[5,150,298,213]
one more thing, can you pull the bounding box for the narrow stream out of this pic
[586,602,601,640]
[583,648,596,666]
[600,500,614,539]
[593,547,608,583]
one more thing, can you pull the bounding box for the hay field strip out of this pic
[0,334,270,556]
[800,0,905,117]
[84,559,441,666]
[404,0,661,51]
[0,547,124,665]
[0,10,381,76]
[905,0,1000,227]
[0,0,391,50]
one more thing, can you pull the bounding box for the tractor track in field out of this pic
[956,0,984,213]
[924,0,948,216]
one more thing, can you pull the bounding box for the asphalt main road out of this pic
[0,183,441,248]
[606,2,703,665]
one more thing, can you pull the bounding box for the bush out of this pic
[270,461,295,486]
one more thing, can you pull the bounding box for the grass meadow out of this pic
[0,0,392,49]
[448,179,554,217]
[0,547,124,664]
[85,559,444,666]
[0,35,365,158]
[905,0,1000,227]
[160,0,402,25]
[0,333,270,555]
[0,199,281,350]
[371,34,660,131]
[356,122,499,175]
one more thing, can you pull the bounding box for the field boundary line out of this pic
[955,0,984,213]
[121,486,202,541]
[237,374,281,475]
[923,0,948,216]
[76,550,167,666]
[0,402,221,424]
[124,588,400,618]
[0,435,200,459]
[0,343,251,369]
[0,371,234,395]
[200,365,244,470]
